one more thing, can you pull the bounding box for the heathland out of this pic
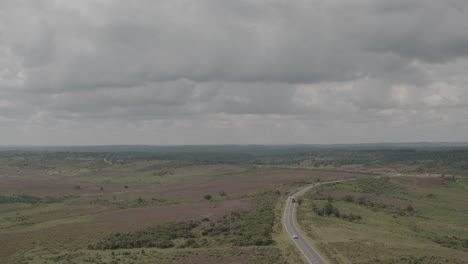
[0,145,467,263]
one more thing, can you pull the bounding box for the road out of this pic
[283,182,328,264]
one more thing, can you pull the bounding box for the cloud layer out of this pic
[1,0,468,145]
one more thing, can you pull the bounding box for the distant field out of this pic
[0,153,374,263]
[297,176,468,264]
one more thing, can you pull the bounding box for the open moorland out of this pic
[0,145,467,264]
[0,151,373,264]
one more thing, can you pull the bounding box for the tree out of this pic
[297,198,303,206]
[204,194,212,200]
[324,202,334,216]
[333,207,341,218]
[406,205,414,212]
[99,186,104,191]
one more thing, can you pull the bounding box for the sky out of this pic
[1,0,468,145]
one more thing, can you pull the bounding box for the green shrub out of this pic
[202,190,280,247]
[344,195,355,202]
[324,202,334,216]
[90,221,200,250]
[432,235,468,250]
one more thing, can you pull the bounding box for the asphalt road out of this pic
[283,182,328,264]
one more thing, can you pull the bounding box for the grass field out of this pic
[297,176,468,264]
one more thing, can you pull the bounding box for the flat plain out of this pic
[1,148,467,264]
[0,152,374,264]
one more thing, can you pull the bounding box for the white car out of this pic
[292,234,299,239]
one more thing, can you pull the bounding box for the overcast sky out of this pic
[1,0,468,145]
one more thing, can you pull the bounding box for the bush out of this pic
[356,196,367,205]
[344,195,355,202]
[204,194,212,200]
[324,202,334,216]
[312,203,361,222]
[333,207,341,218]
[297,198,303,206]
[203,190,280,247]
[313,207,324,216]
[432,235,468,250]
[91,221,200,250]
[0,194,42,204]
[341,213,362,222]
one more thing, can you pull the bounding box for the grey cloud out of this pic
[1,0,468,144]
[6,0,467,89]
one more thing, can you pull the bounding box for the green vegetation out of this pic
[1,147,467,264]
[89,197,176,209]
[203,190,280,246]
[298,177,468,263]
[0,194,67,204]
[280,149,468,176]
[353,176,403,195]
[90,221,200,249]
[311,202,362,222]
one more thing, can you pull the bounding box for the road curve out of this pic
[283,182,328,264]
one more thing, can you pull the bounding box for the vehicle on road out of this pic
[291,197,296,203]
[292,234,299,239]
